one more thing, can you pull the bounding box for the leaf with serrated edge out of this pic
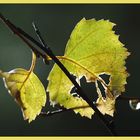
[0,53,46,122]
[47,18,129,118]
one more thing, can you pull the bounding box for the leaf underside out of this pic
[47,18,130,118]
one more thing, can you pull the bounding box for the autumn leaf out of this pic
[47,18,129,118]
[0,53,46,122]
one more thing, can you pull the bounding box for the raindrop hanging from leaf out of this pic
[129,99,140,111]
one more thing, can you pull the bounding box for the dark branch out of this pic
[117,96,140,101]
[0,13,115,135]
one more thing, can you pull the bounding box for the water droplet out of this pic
[129,99,140,110]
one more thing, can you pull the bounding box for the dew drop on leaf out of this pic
[129,99,140,110]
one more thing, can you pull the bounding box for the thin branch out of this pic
[32,22,49,65]
[40,95,140,118]
[40,105,90,117]
[117,96,140,101]
[0,13,115,135]
[32,22,48,48]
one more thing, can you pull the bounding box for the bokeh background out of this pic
[0,4,140,136]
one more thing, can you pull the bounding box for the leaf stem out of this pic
[0,13,115,135]
[0,70,3,78]
[0,70,8,78]
[29,52,37,72]
[48,55,114,98]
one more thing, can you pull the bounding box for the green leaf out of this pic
[0,53,46,122]
[47,18,129,118]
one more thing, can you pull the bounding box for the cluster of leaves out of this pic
[0,18,129,123]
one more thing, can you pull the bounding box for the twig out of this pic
[0,13,115,135]
[32,22,49,65]
[40,105,90,117]
[117,96,140,101]
[32,22,48,48]
[40,95,140,118]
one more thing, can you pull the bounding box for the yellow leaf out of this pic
[0,53,46,122]
[96,97,115,117]
[47,18,129,118]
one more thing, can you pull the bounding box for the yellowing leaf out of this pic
[47,18,129,118]
[1,68,46,122]
[47,63,94,118]
[0,53,46,122]
[96,97,115,117]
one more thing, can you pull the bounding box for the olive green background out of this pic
[0,4,140,136]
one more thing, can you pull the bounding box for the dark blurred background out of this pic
[0,4,140,136]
